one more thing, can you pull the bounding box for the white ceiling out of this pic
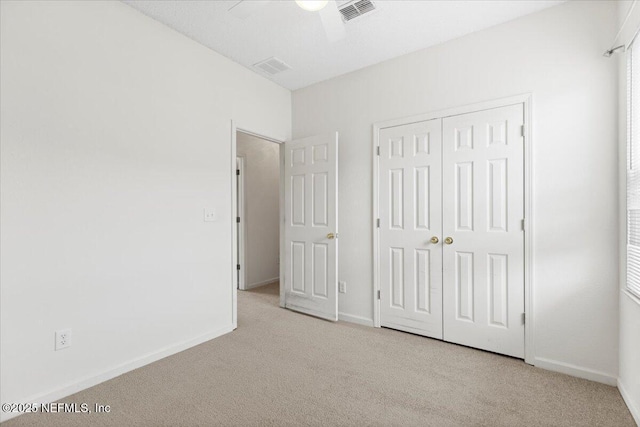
[123,0,564,91]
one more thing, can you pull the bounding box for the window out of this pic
[627,38,640,299]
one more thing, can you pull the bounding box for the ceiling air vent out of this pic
[253,57,291,75]
[338,0,376,22]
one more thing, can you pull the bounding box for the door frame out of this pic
[372,93,534,364]
[236,156,247,291]
[231,122,286,329]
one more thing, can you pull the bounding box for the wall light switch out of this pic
[204,208,217,222]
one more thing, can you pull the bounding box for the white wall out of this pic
[292,0,620,383]
[0,0,290,420]
[617,1,640,422]
[237,133,280,288]
[619,295,640,421]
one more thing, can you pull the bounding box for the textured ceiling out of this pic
[123,0,564,90]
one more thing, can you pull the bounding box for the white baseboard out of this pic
[618,379,640,426]
[245,277,279,290]
[0,325,234,423]
[533,357,617,386]
[338,312,374,327]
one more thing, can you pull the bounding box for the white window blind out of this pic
[628,38,640,299]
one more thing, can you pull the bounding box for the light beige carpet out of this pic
[4,282,635,426]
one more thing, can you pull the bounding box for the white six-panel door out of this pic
[442,105,525,358]
[379,120,443,339]
[284,133,338,321]
[378,104,525,358]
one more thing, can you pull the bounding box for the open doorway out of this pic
[231,126,339,326]
[235,131,282,297]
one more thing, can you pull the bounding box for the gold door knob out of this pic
[327,233,335,239]
[444,237,453,245]
[430,236,439,244]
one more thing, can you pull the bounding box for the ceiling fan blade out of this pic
[319,1,346,42]
[228,0,272,19]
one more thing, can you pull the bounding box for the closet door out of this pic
[379,119,443,338]
[441,104,525,358]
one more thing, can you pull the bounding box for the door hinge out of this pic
[236,217,240,223]
[522,312,526,324]
[237,264,241,270]
[377,290,381,300]
[236,169,240,176]
[520,125,525,138]
[521,218,526,231]
[377,218,380,228]
[376,146,380,156]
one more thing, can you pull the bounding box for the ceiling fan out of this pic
[228,0,346,42]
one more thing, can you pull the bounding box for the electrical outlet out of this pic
[339,281,346,293]
[55,329,72,351]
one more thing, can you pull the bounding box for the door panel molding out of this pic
[379,119,444,339]
[284,132,339,321]
[372,94,534,364]
[442,104,525,358]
